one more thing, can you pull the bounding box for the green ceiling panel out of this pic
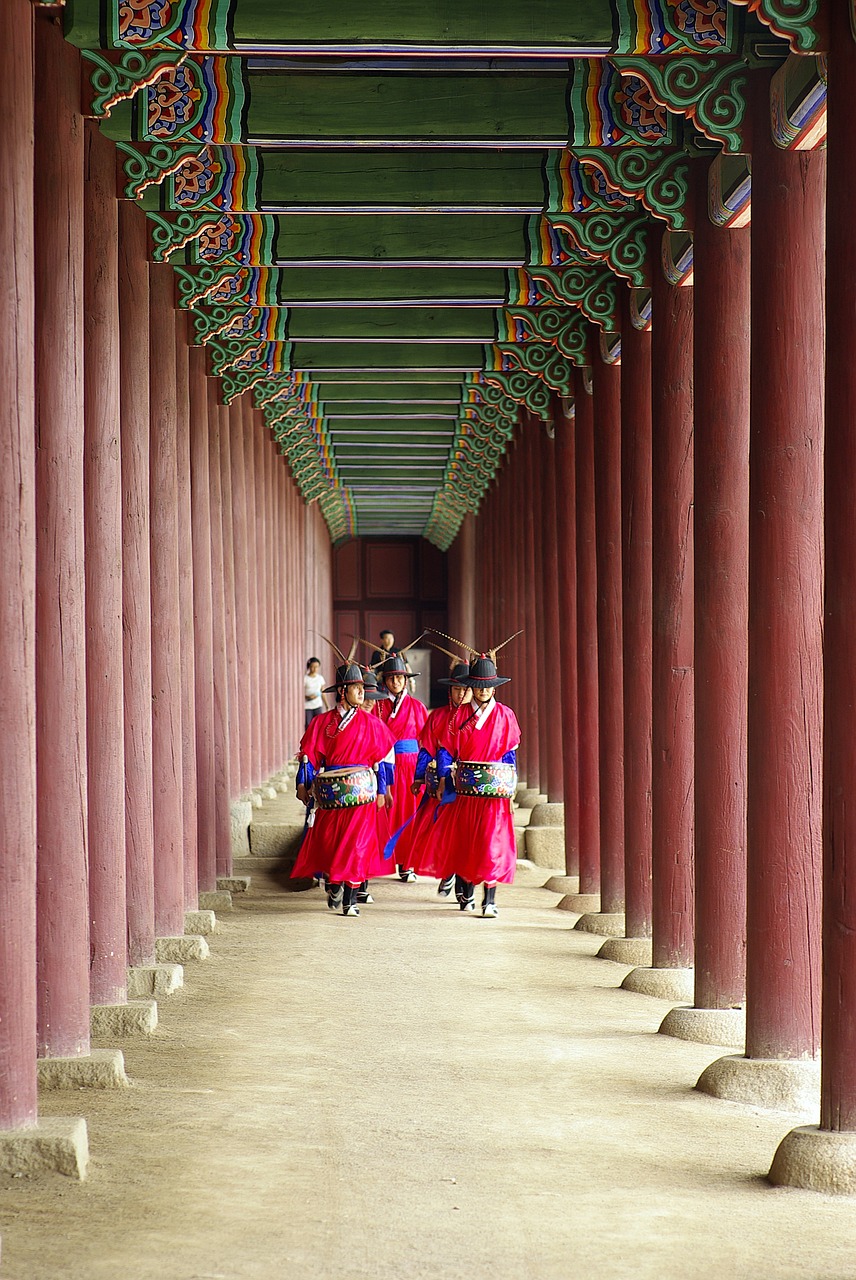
[291,342,483,370]
[285,307,499,341]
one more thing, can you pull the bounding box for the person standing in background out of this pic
[370,629,396,667]
[304,656,329,728]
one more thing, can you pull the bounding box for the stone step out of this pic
[249,819,305,861]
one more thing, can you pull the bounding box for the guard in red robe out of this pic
[433,653,521,918]
[291,662,396,917]
[392,660,473,890]
[376,653,428,882]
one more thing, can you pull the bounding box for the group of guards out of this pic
[292,633,521,919]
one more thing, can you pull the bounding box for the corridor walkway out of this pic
[0,853,853,1279]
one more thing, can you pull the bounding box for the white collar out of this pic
[389,689,408,720]
[472,697,497,729]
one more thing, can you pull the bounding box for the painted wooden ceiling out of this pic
[64,0,826,546]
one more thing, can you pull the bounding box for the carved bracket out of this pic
[552,210,651,288]
[576,148,691,230]
[727,0,825,54]
[148,211,232,262]
[82,49,187,119]
[613,57,748,154]
[117,141,206,201]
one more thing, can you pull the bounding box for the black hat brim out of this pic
[461,675,511,688]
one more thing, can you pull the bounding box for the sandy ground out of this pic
[1,852,855,1280]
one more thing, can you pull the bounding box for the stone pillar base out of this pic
[621,966,694,1001]
[127,964,184,999]
[543,875,579,895]
[696,1054,820,1113]
[769,1126,856,1193]
[260,785,278,800]
[0,1117,89,1179]
[659,1006,745,1050]
[250,790,265,808]
[90,1000,158,1038]
[516,787,545,808]
[37,1049,128,1090]
[598,936,653,966]
[184,909,216,936]
[524,824,565,869]
[575,911,626,938]
[199,889,233,911]
[218,875,250,893]
[156,934,210,963]
[557,892,601,914]
[230,798,253,858]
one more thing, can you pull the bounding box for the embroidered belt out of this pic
[454,760,517,800]
[313,766,377,810]
[424,760,439,797]
[394,739,419,754]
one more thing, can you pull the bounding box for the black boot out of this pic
[356,880,373,904]
[342,884,360,917]
[437,875,455,897]
[458,880,475,912]
[327,882,343,911]
[482,884,498,918]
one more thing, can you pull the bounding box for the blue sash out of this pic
[394,739,419,754]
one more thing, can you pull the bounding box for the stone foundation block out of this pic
[156,935,210,963]
[529,802,564,827]
[261,785,278,800]
[557,892,601,914]
[37,1049,128,1091]
[621,966,695,1002]
[659,1006,746,1050]
[218,875,250,893]
[199,889,233,911]
[184,909,216,936]
[598,937,653,967]
[248,820,304,860]
[696,1054,820,1113]
[543,874,580,896]
[230,798,252,857]
[91,1000,158,1038]
[127,964,184,999]
[250,791,265,808]
[769,1126,856,1194]
[574,911,627,938]
[0,1117,89,1180]
[524,825,566,869]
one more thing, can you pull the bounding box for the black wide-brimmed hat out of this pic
[461,654,511,688]
[437,661,472,687]
[381,653,420,680]
[361,666,389,701]
[322,661,366,694]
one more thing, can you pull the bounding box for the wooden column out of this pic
[541,427,564,803]
[207,382,233,876]
[553,395,580,876]
[219,400,241,797]
[175,313,198,908]
[521,429,541,792]
[620,298,653,942]
[0,0,37,1126]
[229,399,252,791]
[693,180,750,1011]
[745,86,824,1062]
[449,515,476,648]
[149,263,185,937]
[821,0,856,1134]
[34,16,90,1059]
[243,397,262,786]
[119,202,155,968]
[255,418,271,777]
[84,121,127,1005]
[189,346,216,894]
[592,355,625,917]
[650,238,695,973]
[575,364,600,896]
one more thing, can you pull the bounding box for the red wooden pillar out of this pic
[591,354,625,919]
[619,296,653,943]
[189,346,217,894]
[119,202,155,968]
[553,394,580,877]
[34,16,90,1059]
[0,0,37,1127]
[207,382,233,875]
[175,313,198,907]
[219,400,241,796]
[541,428,564,803]
[692,180,749,1012]
[574,364,600,898]
[149,263,185,937]
[230,399,252,791]
[648,237,694,977]
[820,0,856,1136]
[271,443,284,766]
[449,515,476,647]
[521,429,541,794]
[744,88,824,1059]
[84,121,127,1006]
[243,397,262,785]
[255,418,271,776]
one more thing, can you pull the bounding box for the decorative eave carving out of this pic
[82,49,187,119]
[575,148,691,230]
[551,210,652,289]
[117,141,206,200]
[613,56,748,153]
[727,0,825,55]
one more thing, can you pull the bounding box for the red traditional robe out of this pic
[291,706,397,885]
[395,704,453,876]
[376,691,428,853]
[434,699,521,885]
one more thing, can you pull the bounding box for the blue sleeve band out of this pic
[413,748,433,780]
[297,759,316,789]
[501,750,517,768]
[436,747,454,778]
[378,760,394,794]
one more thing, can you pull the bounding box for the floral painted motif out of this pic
[119,0,173,42]
[615,75,670,141]
[668,0,728,46]
[147,63,203,137]
[173,148,221,204]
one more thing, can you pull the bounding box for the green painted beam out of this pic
[286,307,499,341]
[273,214,529,266]
[291,342,482,370]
